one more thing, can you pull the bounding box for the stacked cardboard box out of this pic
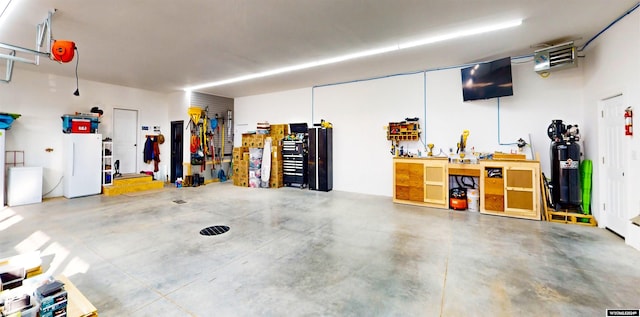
[232,148,249,187]
[237,125,290,188]
[270,145,284,188]
[232,146,248,162]
[241,124,289,147]
[241,134,268,148]
[269,124,288,143]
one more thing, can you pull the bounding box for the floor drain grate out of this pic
[200,226,230,236]
[173,200,186,204]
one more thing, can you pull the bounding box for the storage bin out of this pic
[467,189,480,212]
[0,114,15,129]
[71,119,91,133]
[61,115,99,133]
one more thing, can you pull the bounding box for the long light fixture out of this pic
[185,18,522,91]
[0,0,11,15]
[0,0,16,30]
[0,0,13,19]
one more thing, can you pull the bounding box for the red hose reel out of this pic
[51,40,76,63]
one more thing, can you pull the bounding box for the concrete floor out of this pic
[1,182,639,316]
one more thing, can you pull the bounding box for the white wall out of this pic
[236,62,584,197]
[234,87,312,145]
[582,11,640,225]
[425,64,583,177]
[167,91,191,164]
[0,69,170,198]
[314,74,424,196]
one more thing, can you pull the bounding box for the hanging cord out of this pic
[73,47,80,96]
[462,175,476,189]
[579,2,640,52]
[455,175,476,189]
[455,175,463,189]
[42,176,64,197]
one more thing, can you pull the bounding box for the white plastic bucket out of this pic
[467,189,480,212]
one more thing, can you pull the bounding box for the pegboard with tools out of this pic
[385,118,421,156]
[188,92,234,181]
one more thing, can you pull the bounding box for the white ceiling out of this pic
[1,1,638,98]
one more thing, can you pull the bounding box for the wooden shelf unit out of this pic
[387,122,420,141]
[102,141,113,186]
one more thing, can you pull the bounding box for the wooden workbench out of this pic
[393,157,541,220]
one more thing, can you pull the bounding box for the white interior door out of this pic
[599,94,628,237]
[113,108,138,174]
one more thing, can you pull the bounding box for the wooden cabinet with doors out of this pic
[479,160,541,220]
[394,159,424,203]
[423,158,448,208]
[393,157,448,209]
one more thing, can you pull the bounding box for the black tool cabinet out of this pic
[283,123,308,188]
[308,126,332,191]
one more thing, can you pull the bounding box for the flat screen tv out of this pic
[461,57,513,101]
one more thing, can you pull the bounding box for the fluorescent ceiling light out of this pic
[185,18,522,91]
[0,0,16,29]
[0,0,11,16]
[397,19,522,49]
[0,0,11,18]
[186,45,399,91]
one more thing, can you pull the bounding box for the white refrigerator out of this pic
[63,134,102,198]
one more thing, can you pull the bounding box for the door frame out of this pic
[170,120,184,183]
[113,108,139,174]
[597,93,630,236]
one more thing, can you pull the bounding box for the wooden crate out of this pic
[547,210,597,226]
[539,170,595,226]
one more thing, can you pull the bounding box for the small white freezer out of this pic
[7,166,43,206]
